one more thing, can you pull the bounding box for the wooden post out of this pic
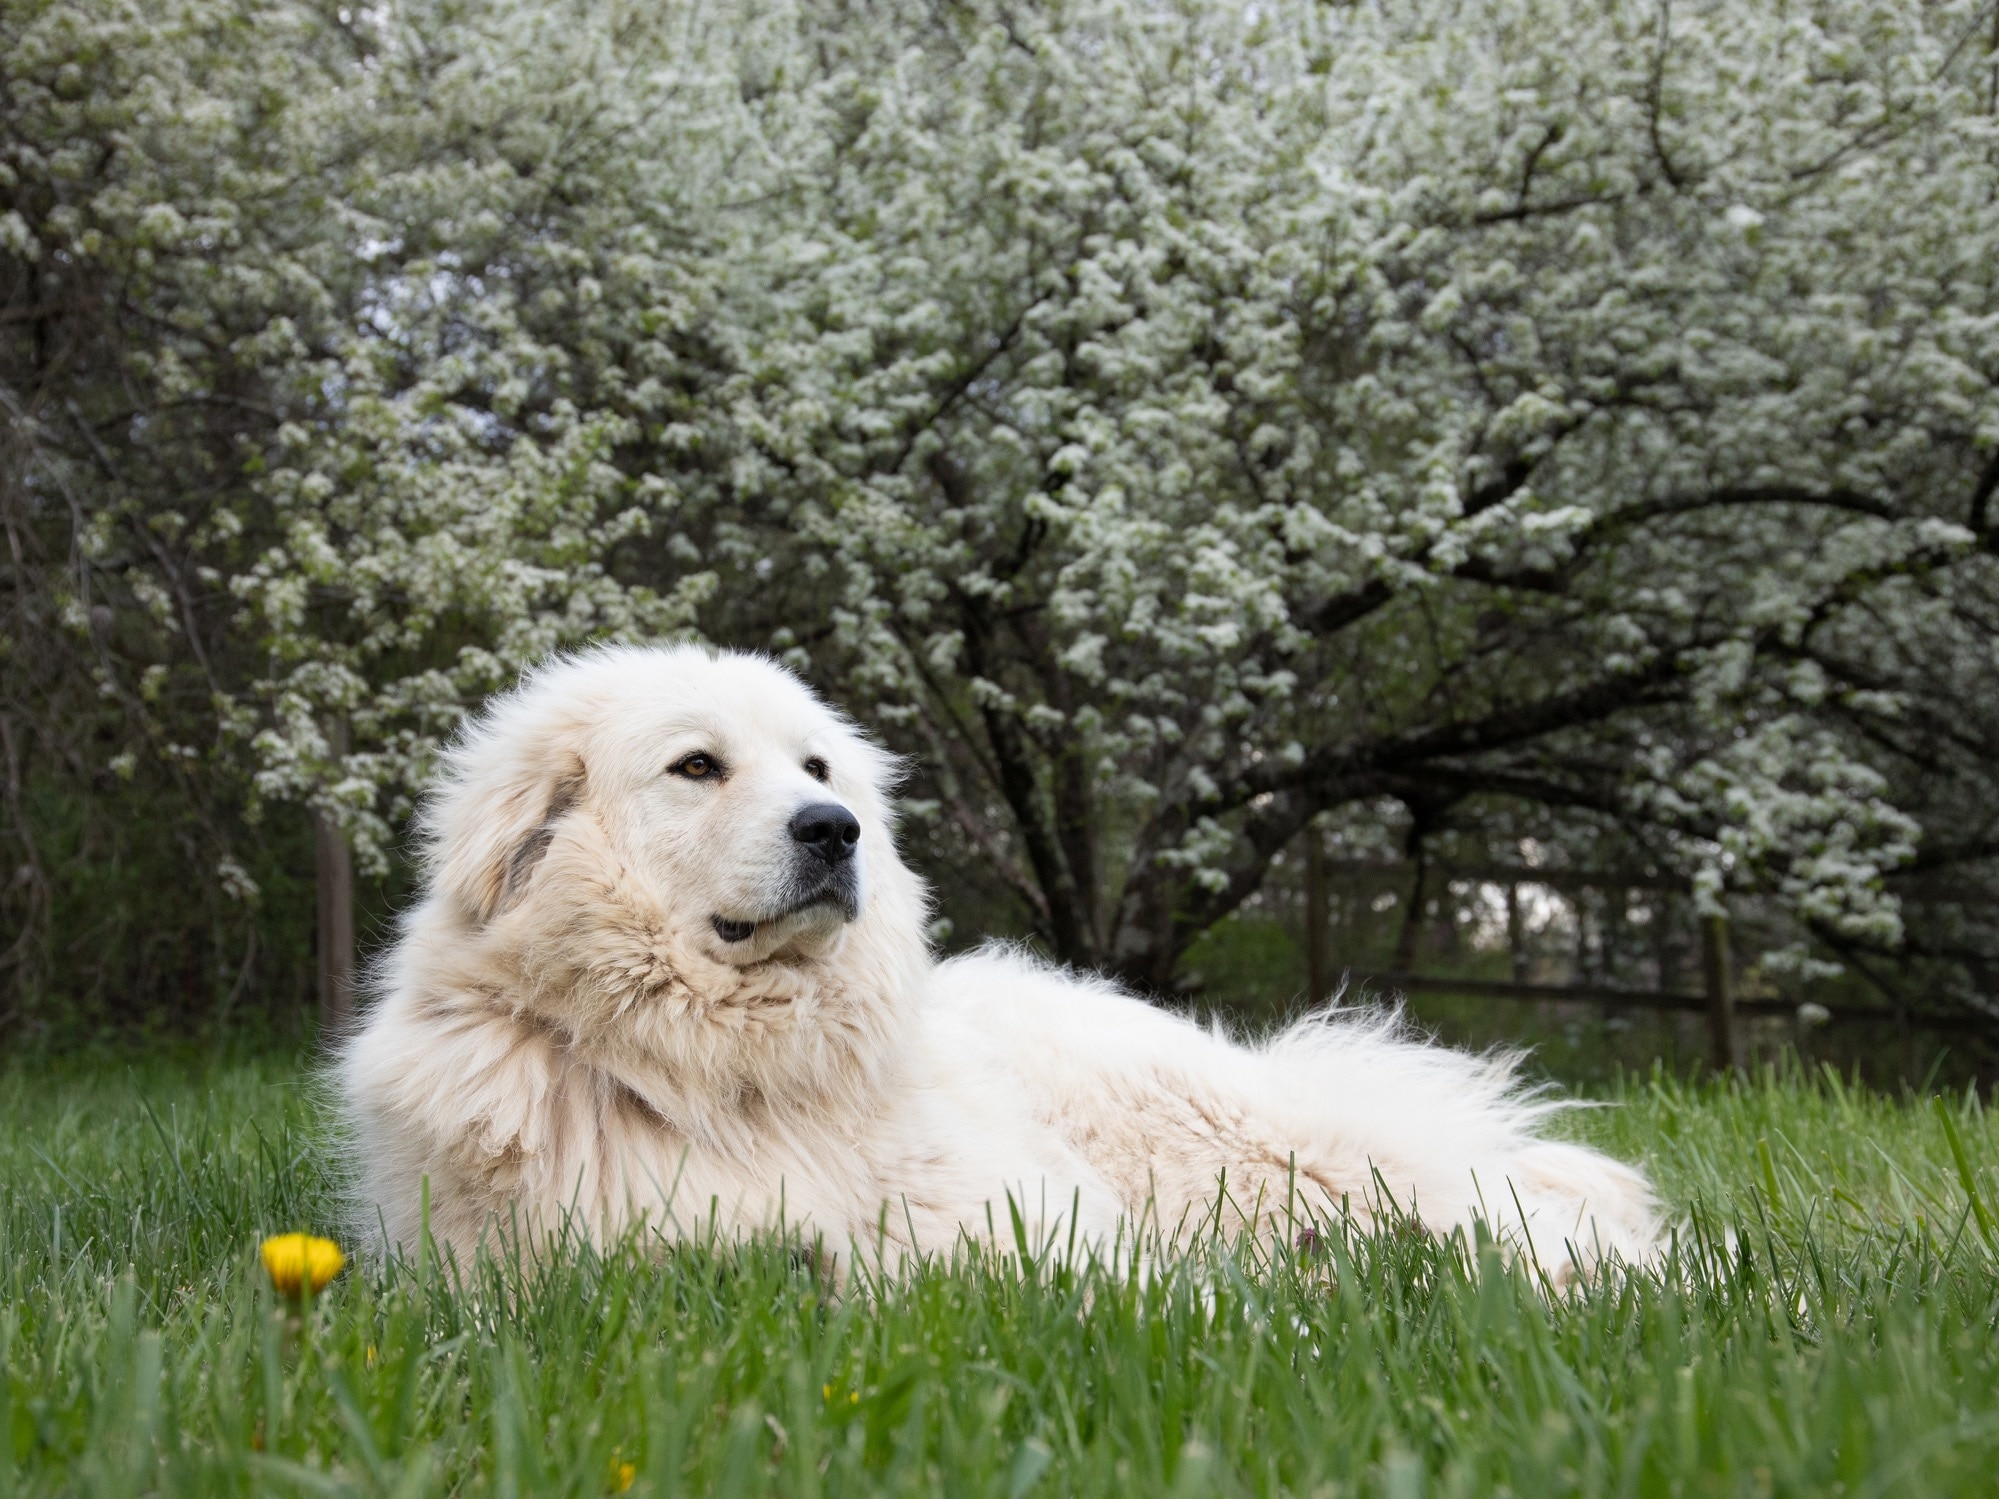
[1506,881,1527,983]
[1305,819,1332,1006]
[315,715,355,1037]
[1575,888,1593,985]
[1700,911,1737,1073]
[1392,832,1427,973]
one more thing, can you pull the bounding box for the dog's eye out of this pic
[804,757,829,783]
[671,752,723,780]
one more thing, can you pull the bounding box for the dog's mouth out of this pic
[710,891,857,946]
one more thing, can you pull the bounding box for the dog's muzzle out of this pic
[710,801,863,944]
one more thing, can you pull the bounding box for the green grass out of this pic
[7,1051,1999,1496]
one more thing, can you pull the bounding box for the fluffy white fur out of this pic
[338,645,1658,1281]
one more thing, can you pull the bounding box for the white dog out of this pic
[338,645,1657,1280]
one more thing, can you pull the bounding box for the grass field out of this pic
[6,1049,1999,1496]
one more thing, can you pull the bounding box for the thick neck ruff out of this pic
[428,810,922,1160]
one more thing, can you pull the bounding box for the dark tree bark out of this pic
[315,716,354,1036]
[1305,819,1332,1006]
[1701,912,1737,1074]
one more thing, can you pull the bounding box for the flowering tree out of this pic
[702,0,1999,995]
[227,0,740,868]
[0,0,736,1017]
[7,0,1999,1025]
[0,0,369,1019]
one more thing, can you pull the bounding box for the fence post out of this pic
[1506,882,1527,983]
[1700,912,1737,1073]
[1305,819,1332,1006]
[1392,830,1427,973]
[315,714,355,1037]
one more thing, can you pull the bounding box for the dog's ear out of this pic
[428,743,587,925]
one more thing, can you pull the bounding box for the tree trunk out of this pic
[1305,819,1332,1006]
[1700,911,1737,1074]
[315,715,354,1037]
[1391,831,1427,972]
[1506,881,1527,982]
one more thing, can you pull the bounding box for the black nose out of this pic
[789,802,860,863]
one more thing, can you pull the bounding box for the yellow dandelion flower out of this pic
[611,1459,636,1492]
[260,1233,346,1296]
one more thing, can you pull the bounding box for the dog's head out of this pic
[417,645,926,1019]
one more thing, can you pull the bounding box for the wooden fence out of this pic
[1299,851,1994,1069]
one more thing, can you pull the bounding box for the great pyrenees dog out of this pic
[339,645,1657,1281]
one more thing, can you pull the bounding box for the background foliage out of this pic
[7,0,1999,1041]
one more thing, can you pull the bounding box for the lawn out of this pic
[5,1047,1999,1496]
